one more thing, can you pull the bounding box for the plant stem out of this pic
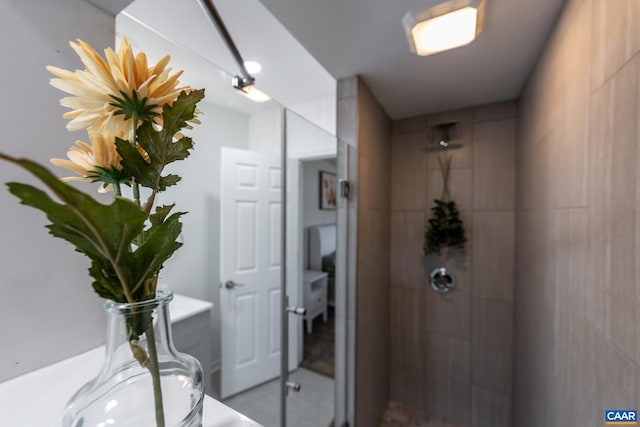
[146,323,165,427]
[113,181,122,197]
[131,112,142,209]
[437,154,452,202]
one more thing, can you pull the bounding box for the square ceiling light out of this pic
[403,0,485,56]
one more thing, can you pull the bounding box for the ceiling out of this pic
[257,0,567,119]
[89,0,567,125]
[116,0,337,134]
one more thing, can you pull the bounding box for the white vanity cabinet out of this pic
[303,270,328,334]
[170,294,214,394]
[0,294,261,427]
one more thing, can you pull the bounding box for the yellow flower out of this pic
[50,131,125,186]
[46,37,188,134]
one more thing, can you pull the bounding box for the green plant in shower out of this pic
[424,154,467,256]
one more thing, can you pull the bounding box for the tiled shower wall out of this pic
[515,0,640,425]
[389,102,516,426]
[337,76,391,427]
[355,79,392,427]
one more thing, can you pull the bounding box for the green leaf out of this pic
[89,259,125,301]
[129,211,185,295]
[150,204,175,227]
[117,90,204,193]
[0,154,184,303]
[2,156,145,255]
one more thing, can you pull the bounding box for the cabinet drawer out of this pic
[306,291,326,312]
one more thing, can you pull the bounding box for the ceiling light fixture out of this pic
[403,0,485,56]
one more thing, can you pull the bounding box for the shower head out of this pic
[430,121,462,150]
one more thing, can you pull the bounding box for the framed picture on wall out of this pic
[319,171,337,210]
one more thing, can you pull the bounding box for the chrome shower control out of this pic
[430,267,455,293]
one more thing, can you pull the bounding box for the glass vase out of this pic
[62,289,204,427]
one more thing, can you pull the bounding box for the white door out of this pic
[220,147,284,398]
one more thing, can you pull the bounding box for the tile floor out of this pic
[379,401,465,427]
[223,367,334,427]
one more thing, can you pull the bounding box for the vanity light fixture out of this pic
[403,0,486,56]
[243,61,262,74]
[198,0,271,103]
[232,76,271,103]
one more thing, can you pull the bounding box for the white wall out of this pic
[301,159,337,268]
[0,0,115,381]
[248,109,282,157]
[159,101,250,376]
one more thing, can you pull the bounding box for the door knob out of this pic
[224,280,245,289]
[286,306,306,316]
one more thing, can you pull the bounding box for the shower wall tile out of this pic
[390,286,425,368]
[348,143,359,208]
[472,211,515,303]
[390,365,425,411]
[586,75,613,339]
[423,333,471,424]
[337,76,358,99]
[390,211,404,285]
[636,60,640,370]
[608,56,638,363]
[390,101,516,422]
[351,77,391,427]
[391,133,428,211]
[348,211,359,323]
[424,253,471,340]
[591,0,634,91]
[391,210,429,289]
[360,145,391,211]
[392,116,428,136]
[516,0,640,425]
[337,97,358,147]
[471,386,511,427]
[628,0,640,61]
[472,299,514,394]
[552,0,590,209]
[472,120,516,211]
[553,208,588,347]
[425,168,472,212]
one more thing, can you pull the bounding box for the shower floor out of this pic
[380,401,465,427]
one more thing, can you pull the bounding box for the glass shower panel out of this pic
[284,109,338,427]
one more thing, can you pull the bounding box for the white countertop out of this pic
[171,292,214,323]
[0,294,261,427]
